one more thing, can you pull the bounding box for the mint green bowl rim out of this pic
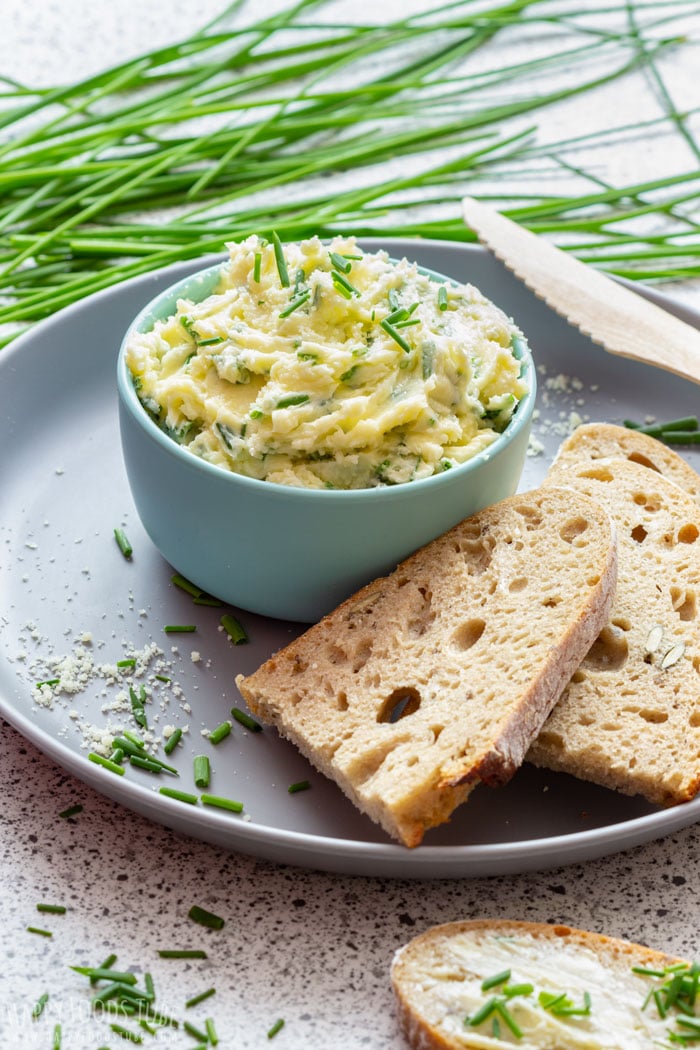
[117,257,536,501]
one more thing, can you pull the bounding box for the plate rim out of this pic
[3,237,700,878]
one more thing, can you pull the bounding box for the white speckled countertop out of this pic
[2,2,700,1047]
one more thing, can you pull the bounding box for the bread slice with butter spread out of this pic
[529,455,700,805]
[237,487,616,847]
[392,919,693,1049]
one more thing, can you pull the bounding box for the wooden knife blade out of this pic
[462,196,700,386]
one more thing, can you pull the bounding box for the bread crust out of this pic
[391,919,687,1050]
[551,422,700,505]
[238,487,617,846]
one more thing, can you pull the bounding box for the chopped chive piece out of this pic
[185,987,216,1009]
[163,728,183,755]
[109,1022,143,1043]
[129,754,166,775]
[53,1024,62,1050]
[36,678,60,688]
[220,614,248,645]
[163,624,196,633]
[288,780,310,794]
[331,270,360,297]
[37,903,66,914]
[32,993,49,1019]
[184,1020,209,1041]
[503,983,534,998]
[155,674,171,684]
[59,803,83,819]
[189,905,225,930]
[158,949,207,959]
[276,393,310,408]
[467,997,498,1027]
[142,1006,179,1028]
[205,1018,219,1045]
[279,291,310,318]
[380,319,412,353]
[159,787,197,805]
[394,317,421,329]
[329,251,352,273]
[193,755,211,789]
[27,926,53,937]
[386,306,408,324]
[114,528,133,559]
[268,1019,285,1039]
[123,730,145,749]
[661,431,700,445]
[72,966,137,984]
[253,252,262,282]
[388,289,401,312]
[198,336,224,347]
[89,753,125,776]
[144,972,155,1000]
[171,573,203,598]
[129,686,148,730]
[208,721,232,745]
[200,793,243,813]
[93,954,118,984]
[139,1019,157,1034]
[342,254,363,261]
[193,596,223,607]
[271,231,289,287]
[482,969,512,991]
[495,1000,523,1038]
[117,659,136,669]
[249,408,264,419]
[231,707,262,732]
[438,285,449,310]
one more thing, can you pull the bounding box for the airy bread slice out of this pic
[552,422,700,504]
[391,919,690,1049]
[529,456,700,805]
[237,487,616,847]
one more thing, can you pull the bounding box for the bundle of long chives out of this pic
[0,0,698,346]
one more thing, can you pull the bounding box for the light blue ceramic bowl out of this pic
[117,256,536,622]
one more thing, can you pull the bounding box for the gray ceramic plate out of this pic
[2,239,700,879]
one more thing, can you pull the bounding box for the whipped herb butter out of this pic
[125,235,529,489]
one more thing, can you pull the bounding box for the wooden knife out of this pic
[462,196,700,386]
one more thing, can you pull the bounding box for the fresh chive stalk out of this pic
[208,721,232,745]
[59,803,83,818]
[32,993,49,1019]
[185,987,216,1008]
[37,903,66,914]
[205,1018,219,1045]
[88,752,125,776]
[231,707,262,732]
[114,528,133,559]
[193,755,211,789]
[164,624,196,633]
[184,1020,209,1042]
[268,1018,285,1039]
[188,905,225,930]
[200,793,244,813]
[159,787,198,804]
[163,728,183,754]
[220,614,248,645]
[288,780,311,794]
[271,231,290,287]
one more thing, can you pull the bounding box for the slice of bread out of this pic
[391,919,691,1049]
[237,487,616,847]
[552,421,700,504]
[529,456,700,805]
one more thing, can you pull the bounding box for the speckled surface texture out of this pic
[3,1,700,1046]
